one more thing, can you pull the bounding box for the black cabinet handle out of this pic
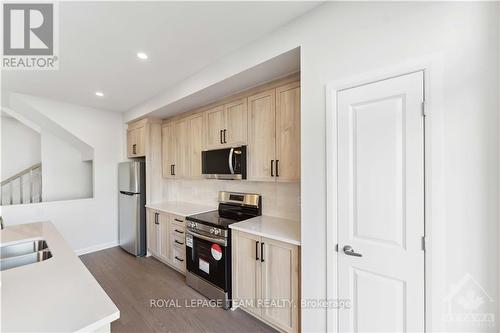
[260,242,264,262]
[174,229,184,234]
[172,164,175,176]
[220,130,223,144]
[175,256,184,262]
[271,160,274,177]
[255,241,259,261]
[174,218,183,223]
[132,144,137,155]
[174,240,184,245]
[223,129,227,143]
[276,160,279,177]
[170,164,173,175]
[154,213,159,225]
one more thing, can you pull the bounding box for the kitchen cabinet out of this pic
[174,119,190,178]
[127,120,146,158]
[205,98,247,150]
[147,209,160,255]
[275,82,301,181]
[247,89,276,181]
[247,83,300,182]
[162,121,176,178]
[206,105,225,149]
[158,213,169,262]
[232,230,262,317]
[232,230,299,333]
[169,216,186,273]
[146,208,187,274]
[188,114,204,178]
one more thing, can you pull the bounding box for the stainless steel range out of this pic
[185,191,262,309]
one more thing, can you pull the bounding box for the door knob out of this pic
[343,245,362,257]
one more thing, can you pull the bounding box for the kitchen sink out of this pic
[0,240,52,271]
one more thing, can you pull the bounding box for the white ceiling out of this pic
[1,2,319,112]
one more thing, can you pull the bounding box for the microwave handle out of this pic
[228,148,235,174]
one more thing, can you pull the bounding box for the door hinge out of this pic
[421,236,426,251]
[421,101,426,117]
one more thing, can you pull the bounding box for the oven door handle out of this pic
[186,230,227,246]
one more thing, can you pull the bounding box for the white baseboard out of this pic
[75,241,119,256]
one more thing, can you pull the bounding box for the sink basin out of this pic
[0,240,52,271]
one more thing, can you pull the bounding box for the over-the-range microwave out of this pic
[201,146,247,180]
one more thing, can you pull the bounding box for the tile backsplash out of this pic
[162,179,301,221]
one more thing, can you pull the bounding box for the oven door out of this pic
[186,230,229,291]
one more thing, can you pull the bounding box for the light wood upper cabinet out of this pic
[247,83,300,182]
[162,122,176,178]
[261,238,299,333]
[247,89,276,181]
[224,98,248,146]
[188,114,204,178]
[232,230,299,333]
[127,121,146,158]
[205,99,248,149]
[174,118,190,178]
[233,231,262,317]
[206,105,225,149]
[276,82,301,181]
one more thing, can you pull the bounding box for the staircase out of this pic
[1,163,42,205]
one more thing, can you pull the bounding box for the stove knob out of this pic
[214,229,221,235]
[210,228,215,234]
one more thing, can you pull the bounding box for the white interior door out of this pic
[337,71,425,332]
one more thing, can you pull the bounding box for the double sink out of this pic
[0,240,52,271]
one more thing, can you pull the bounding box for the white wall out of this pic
[126,2,499,332]
[41,131,93,202]
[1,115,41,180]
[1,94,123,253]
[163,179,300,221]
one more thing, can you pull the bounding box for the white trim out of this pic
[75,241,118,256]
[325,54,445,333]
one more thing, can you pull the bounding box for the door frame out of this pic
[325,56,445,332]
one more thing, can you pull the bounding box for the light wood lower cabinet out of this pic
[232,230,299,333]
[146,208,186,274]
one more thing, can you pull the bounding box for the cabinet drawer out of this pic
[172,246,186,271]
[170,223,185,236]
[170,215,185,225]
[171,231,186,248]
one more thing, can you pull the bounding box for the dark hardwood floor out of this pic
[80,246,276,333]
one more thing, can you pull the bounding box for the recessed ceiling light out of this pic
[137,52,148,60]
[95,91,104,97]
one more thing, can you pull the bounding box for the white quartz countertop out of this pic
[230,215,301,246]
[146,201,216,216]
[0,222,120,332]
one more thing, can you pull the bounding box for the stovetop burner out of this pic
[186,192,262,230]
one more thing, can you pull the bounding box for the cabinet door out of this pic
[276,82,301,182]
[127,129,136,157]
[174,118,189,178]
[233,230,262,317]
[135,126,146,156]
[205,105,225,149]
[158,213,170,261]
[224,98,247,146]
[147,210,159,255]
[260,238,299,333]
[162,122,176,178]
[188,114,204,178]
[247,89,276,181]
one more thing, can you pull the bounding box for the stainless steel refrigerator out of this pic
[118,161,146,256]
